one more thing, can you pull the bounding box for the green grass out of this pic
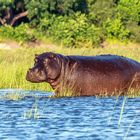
[0,42,140,97]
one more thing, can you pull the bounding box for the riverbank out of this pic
[0,42,140,97]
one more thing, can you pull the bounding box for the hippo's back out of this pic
[67,54,140,72]
[65,54,140,95]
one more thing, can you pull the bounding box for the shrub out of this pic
[103,17,130,41]
[0,0,140,47]
[47,13,102,47]
[0,24,35,44]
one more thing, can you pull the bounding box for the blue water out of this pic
[0,91,140,140]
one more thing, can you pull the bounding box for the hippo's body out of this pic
[26,52,140,96]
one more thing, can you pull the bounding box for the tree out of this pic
[0,0,88,27]
[117,0,140,42]
[87,0,117,25]
[117,0,140,23]
[0,0,28,26]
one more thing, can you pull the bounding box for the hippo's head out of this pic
[26,52,62,83]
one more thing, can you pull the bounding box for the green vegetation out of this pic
[0,0,140,47]
[0,44,140,97]
[0,0,140,97]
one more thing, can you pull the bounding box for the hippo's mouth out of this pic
[26,71,46,83]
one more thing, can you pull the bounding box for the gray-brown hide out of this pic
[26,52,140,96]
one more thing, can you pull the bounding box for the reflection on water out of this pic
[0,91,140,140]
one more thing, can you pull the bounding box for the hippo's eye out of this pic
[43,58,50,64]
[34,58,38,63]
[43,61,46,65]
[46,66,49,70]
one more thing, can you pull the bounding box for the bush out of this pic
[47,13,103,47]
[0,24,36,44]
[103,17,130,41]
[117,0,140,23]
[0,0,140,47]
[126,22,140,43]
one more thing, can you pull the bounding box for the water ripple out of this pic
[0,94,140,140]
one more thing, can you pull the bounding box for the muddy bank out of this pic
[0,41,56,50]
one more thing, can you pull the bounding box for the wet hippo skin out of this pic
[26,52,140,96]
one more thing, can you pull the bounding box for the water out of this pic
[0,90,140,140]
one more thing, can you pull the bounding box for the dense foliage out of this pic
[0,0,140,47]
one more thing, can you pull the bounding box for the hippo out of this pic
[26,52,140,96]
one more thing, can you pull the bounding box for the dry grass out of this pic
[0,41,140,97]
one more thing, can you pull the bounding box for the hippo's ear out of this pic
[35,54,39,58]
[50,53,55,58]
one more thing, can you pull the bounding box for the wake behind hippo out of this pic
[26,52,140,96]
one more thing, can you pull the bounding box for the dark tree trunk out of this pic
[0,8,14,25]
[0,7,28,27]
[10,11,28,26]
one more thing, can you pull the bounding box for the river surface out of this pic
[0,90,140,140]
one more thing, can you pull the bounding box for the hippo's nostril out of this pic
[27,70,33,76]
[29,68,32,71]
